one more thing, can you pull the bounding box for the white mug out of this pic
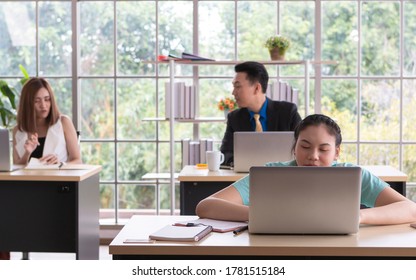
[206,151,225,171]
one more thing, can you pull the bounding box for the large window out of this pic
[1,0,415,225]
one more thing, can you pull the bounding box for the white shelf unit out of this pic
[151,59,310,214]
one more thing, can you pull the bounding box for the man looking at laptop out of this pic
[220,61,302,166]
[197,114,416,225]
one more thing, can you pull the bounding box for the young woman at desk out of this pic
[0,78,82,260]
[12,77,81,165]
[196,114,416,225]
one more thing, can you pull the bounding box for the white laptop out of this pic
[249,166,361,234]
[0,128,20,172]
[233,131,294,173]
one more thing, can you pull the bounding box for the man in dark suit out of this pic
[220,61,302,166]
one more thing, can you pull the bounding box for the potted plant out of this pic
[264,35,291,61]
[0,65,30,128]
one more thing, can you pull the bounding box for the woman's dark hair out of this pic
[292,114,342,152]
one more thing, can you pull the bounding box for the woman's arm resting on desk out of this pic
[360,187,416,225]
[196,185,249,222]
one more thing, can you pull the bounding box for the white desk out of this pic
[110,215,416,259]
[0,165,102,260]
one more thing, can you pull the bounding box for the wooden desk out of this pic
[0,165,101,260]
[178,165,408,215]
[110,215,416,259]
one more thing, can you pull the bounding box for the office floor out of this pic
[7,226,121,260]
[9,246,112,260]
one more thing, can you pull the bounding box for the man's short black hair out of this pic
[234,61,269,94]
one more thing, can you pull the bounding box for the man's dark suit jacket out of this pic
[220,98,302,166]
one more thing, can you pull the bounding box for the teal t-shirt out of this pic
[233,160,388,207]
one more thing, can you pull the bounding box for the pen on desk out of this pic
[233,225,248,235]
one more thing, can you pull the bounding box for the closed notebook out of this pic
[149,225,212,242]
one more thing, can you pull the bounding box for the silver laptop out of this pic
[233,131,294,172]
[249,166,361,234]
[0,128,19,172]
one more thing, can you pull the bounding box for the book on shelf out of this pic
[181,138,191,167]
[266,83,273,100]
[182,138,214,167]
[285,82,292,102]
[271,81,279,101]
[267,80,298,105]
[199,138,207,164]
[190,141,200,165]
[291,87,299,106]
[200,138,214,164]
[179,84,186,118]
[181,52,214,61]
[273,81,280,101]
[167,53,182,60]
[189,85,196,118]
[149,224,213,242]
[279,81,288,102]
[165,82,182,119]
[173,218,248,233]
[206,139,213,152]
[184,86,190,118]
[161,52,214,62]
[165,82,196,120]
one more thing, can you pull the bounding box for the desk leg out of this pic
[76,174,100,260]
[180,181,231,215]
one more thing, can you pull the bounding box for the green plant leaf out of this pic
[0,81,16,109]
[19,64,30,85]
[264,35,291,51]
[0,98,12,127]
[0,109,6,127]
[0,77,19,128]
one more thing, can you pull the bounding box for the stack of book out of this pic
[266,80,299,105]
[165,82,197,119]
[181,138,214,167]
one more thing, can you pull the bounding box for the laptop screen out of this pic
[0,128,13,171]
[233,131,294,173]
[249,166,361,234]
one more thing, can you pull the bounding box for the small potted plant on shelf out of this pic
[264,35,291,61]
[217,97,238,117]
